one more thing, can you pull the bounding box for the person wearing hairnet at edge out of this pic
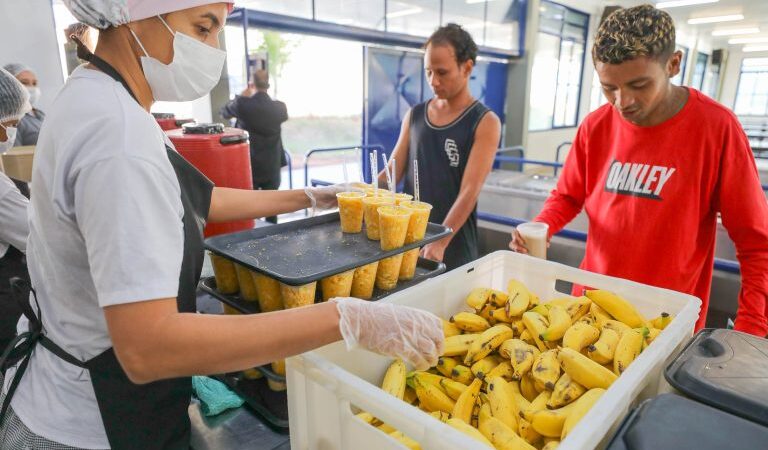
[0,2,444,449]
[0,68,31,354]
[3,63,46,148]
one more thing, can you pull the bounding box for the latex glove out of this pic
[304,184,359,215]
[331,297,444,370]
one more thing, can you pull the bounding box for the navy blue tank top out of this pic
[403,99,490,269]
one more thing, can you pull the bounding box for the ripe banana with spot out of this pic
[548,372,586,408]
[560,388,606,439]
[531,349,560,391]
[602,319,632,334]
[485,360,514,380]
[520,372,539,402]
[465,324,514,365]
[450,312,491,332]
[355,412,377,425]
[443,319,462,338]
[471,355,502,380]
[443,333,481,357]
[436,356,459,377]
[479,416,537,450]
[388,430,421,450]
[466,287,493,310]
[413,377,455,413]
[452,378,483,423]
[499,338,540,380]
[558,347,617,389]
[540,305,572,342]
[527,400,577,438]
[586,328,620,365]
[451,365,475,385]
[429,411,450,423]
[506,279,531,316]
[492,307,513,323]
[522,311,551,352]
[488,288,510,307]
[585,289,646,328]
[614,328,645,375]
[446,418,494,448]
[562,322,600,351]
[649,312,672,330]
[589,302,613,329]
[487,377,519,430]
[507,378,532,414]
[440,378,468,400]
[381,359,407,399]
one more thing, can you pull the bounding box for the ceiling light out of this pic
[712,27,760,36]
[386,7,423,19]
[688,14,743,25]
[729,36,768,44]
[743,45,768,53]
[656,0,718,9]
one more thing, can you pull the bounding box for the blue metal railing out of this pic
[494,146,525,171]
[494,156,564,170]
[303,144,384,189]
[554,141,572,177]
[476,211,741,275]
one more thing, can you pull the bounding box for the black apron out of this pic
[0,247,28,351]
[0,48,213,450]
[403,100,490,270]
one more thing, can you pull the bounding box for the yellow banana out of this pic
[522,311,551,352]
[528,401,577,438]
[506,279,531,316]
[614,328,645,375]
[519,329,535,347]
[589,302,613,329]
[440,378,468,400]
[518,417,541,447]
[407,371,445,389]
[542,440,560,450]
[507,379,532,414]
[586,328,620,365]
[520,372,539,402]
[465,324,514,365]
[466,287,493,310]
[488,288,510,307]
[540,305,572,342]
[487,377,519,430]
[479,416,537,450]
[355,412,377,425]
[486,360,514,381]
[649,312,672,330]
[562,322,600,351]
[450,312,491,332]
[646,327,661,345]
[478,302,497,324]
[452,378,483,423]
[443,333,481,357]
[565,296,592,321]
[381,359,407,399]
[576,314,596,327]
[443,319,462,338]
[414,377,455,413]
[585,290,646,328]
[529,304,550,317]
[531,349,560,391]
[478,401,493,429]
[499,339,540,380]
[547,373,586,408]
[446,418,494,448]
[388,431,421,450]
[436,356,460,377]
[560,388,606,439]
[451,365,475,385]
[403,386,418,405]
[529,293,541,308]
[471,355,502,380]
[558,347,617,389]
[602,319,632,334]
[492,307,513,323]
[510,319,526,336]
[377,422,397,433]
[429,410,451,423]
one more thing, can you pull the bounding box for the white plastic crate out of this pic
[287,251,701,450]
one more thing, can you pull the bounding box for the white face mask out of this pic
[0,124,17,154]
[26,86,41,107]
[129,16,226,102]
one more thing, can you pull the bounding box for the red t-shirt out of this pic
[536,88,768,336]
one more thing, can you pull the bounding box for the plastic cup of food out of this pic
[400,201,433,244]
[398,248,420,281]
[235,264,259,302]
[392,193,413,206]
[516,222,549,260]
[350,261,379,300]
[336,191,366,233]
[375,253,405,291]
[242,368,263,380]
[362,196,395,240]
[251,272,284,312]
[280,281,317,309]
[209,253,239,295]
[320,269,355,301]
[377,206,412,251]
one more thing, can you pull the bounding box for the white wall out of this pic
[0,0,64,112]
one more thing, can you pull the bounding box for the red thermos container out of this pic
[167,123,254,237]
[152,112,195,131]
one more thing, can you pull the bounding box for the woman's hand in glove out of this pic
[331,297,444,370]
[304,184,360,215]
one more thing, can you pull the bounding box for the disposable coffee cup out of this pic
[516,222,549,259]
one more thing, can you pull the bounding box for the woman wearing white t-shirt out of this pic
[0,2,443,449]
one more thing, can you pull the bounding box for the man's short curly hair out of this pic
[593,5,676,65]
[425,23,478,65]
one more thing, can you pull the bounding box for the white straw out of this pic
[342,152,349,189]
[414,159,420,202]
[391,157,397,194]
[382,153,393,193]
[373,150,379,196]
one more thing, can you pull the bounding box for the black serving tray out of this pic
[199,257,446,314]
[212,373,289,433]
[204,212,451,286]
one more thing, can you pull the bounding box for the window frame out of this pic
[733,57,768,117]
[528,0,590,132]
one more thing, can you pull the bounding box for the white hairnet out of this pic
[62,0,235,29]
[3,63,34,77]
[0,69,32,123]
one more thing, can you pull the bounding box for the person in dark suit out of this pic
[221,70,288,223]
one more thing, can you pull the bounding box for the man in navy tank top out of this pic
[382,23,501,269]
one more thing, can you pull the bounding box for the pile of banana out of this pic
[355,280,673,450]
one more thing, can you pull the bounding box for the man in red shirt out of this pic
[510,5,768,336]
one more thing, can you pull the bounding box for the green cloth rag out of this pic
[192,376,245,417]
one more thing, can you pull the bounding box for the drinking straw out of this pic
[382,153,393,193]
[373,150,379,196]
[391,157,397,195]
[342,152,349,188]
[414,159,420,202]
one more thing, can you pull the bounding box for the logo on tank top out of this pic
[445,139,460,167]
[604,160,676,200]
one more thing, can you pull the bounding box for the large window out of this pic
[528,1,589,131]
[691,52,708,91]
[734,58,768,116]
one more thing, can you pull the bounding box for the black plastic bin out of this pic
[664,328,768,427]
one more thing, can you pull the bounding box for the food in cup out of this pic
[320,269,355,301]
[336,191,366,233]
[234,264,259,302]
[376,253,405,291]
[377,206,412,251]
[209,252,239,294]
[252,272,284,312]
[351,261,379,300]
[362,196,395,240]
[280,281,317,309]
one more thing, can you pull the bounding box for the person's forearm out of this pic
[120,302,342,383]
[439,188,482,247]
[208,187,311,222]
